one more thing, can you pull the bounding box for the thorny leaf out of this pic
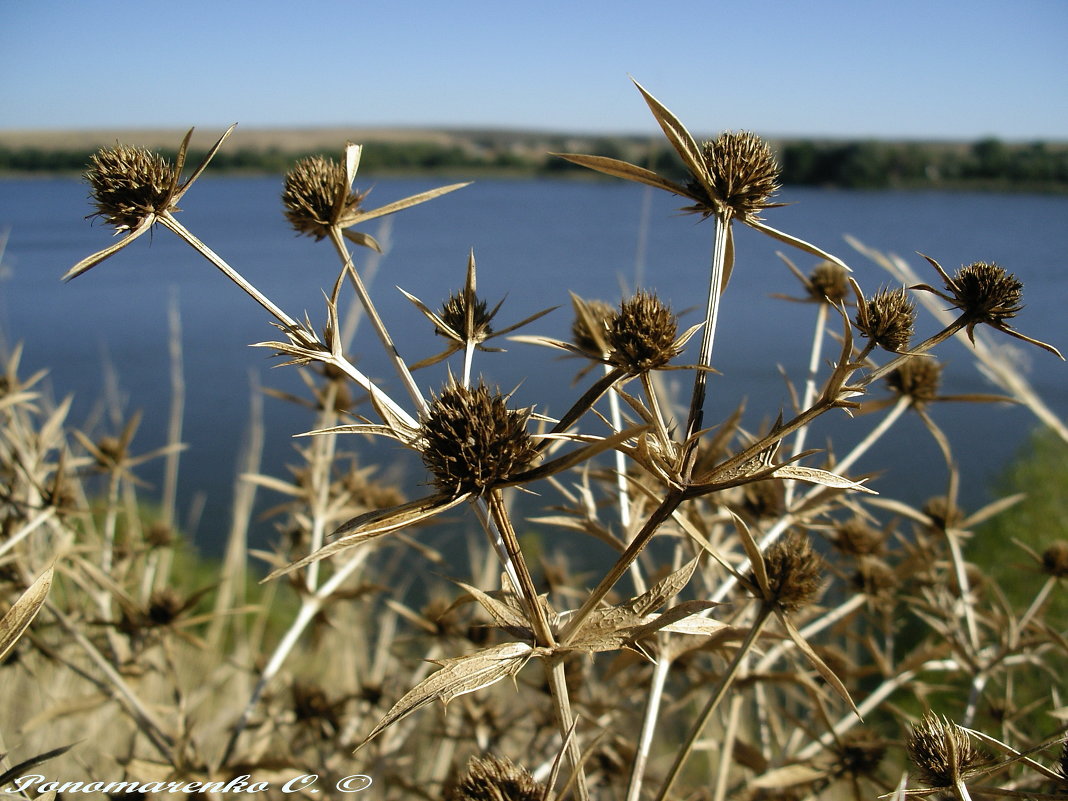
[356,641,541,752]
[629,556,702,616]
[453,579,532,633]
[0,742,78,790]
[775,608,859,716]
[0,564,54,663]
[771,465,875,494]
[749,763,827,791]
[264,493,470,581]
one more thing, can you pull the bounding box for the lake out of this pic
[1,175,1066,554]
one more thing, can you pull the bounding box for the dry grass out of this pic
[2,79,1067,801]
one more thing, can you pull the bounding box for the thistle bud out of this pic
[420,382,539,496]
[606,291,681,373]
[758,530,824,612]
[906,713,984,786]
[87,145,178,231]
[439,290,492,342]
[447,755,544,801]
[855,287,916,353]
[945,261,1023,325]
[693,131,781,218]
[282,155,364,240]
[886,356,942,405]
[808,260,850,304]
[1041,541,1068,578]
[831,518,885,557]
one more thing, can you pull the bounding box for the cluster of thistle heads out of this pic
[58,76,1067,799]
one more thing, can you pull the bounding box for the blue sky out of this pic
[2,0,1065,140]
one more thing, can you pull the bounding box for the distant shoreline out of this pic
[2,127,1066,192]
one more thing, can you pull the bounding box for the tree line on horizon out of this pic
[2,134,1066,191]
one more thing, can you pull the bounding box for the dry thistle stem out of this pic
[906,713,985,787]
[446,754,544,801]
[605,290,681,373]
[855,286,916,353]
[420,382,539,496]
[684,131,781,219]
[756,530,824,612]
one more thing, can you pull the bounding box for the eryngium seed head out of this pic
[282,156,364,239]
[1041,541,1068,578]
[947,262,1023,324]
[447,755,544,801]
[692,131,781,218]
[420,382,538,495]
[808,260,850,303]
[856,287,916,352]
[439,291,492,342]
[832,518,885,557]
[606,291,680,373]
[906,713,985,786]
[571,298,614,357]
[87,145,178,230]
[886,356,943,404]
[837,728,887,778]
[757,530,824,612]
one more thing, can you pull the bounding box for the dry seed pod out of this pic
[570,297,614,358]
[906,713,985,786]
[757,530,824,612]
[855,287,916,353]
[687,131,781,218]
[941,261,1023,326]
[886,356,943,405]
[831,518,885,557]
[1041,541,1068,578]
[606,290,681,373]
[807,260,850,303]
[446,755,544,801]
[282,155,364,240]
[87,145,178,230]
[420,382,539,496]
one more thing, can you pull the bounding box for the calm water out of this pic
[1,176,1066,554]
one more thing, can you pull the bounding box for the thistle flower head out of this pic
[831,518,885,557]
[886,356,943,405]
[906,713,985,786]
[808,260,850,303]
[439,289,493,343]
[282,155,365,240]
[687,131,781,219]
[944,261,1023,325]
[446,755,544,801]
[855,287,916,353]
[756,530,824,612]
[1041,540,1068,578]
[86,145,179,231]
[420,381,539,496]
[606,291,681,373]
[836,729,887,778]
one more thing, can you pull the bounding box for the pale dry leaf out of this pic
[0,564,54,663]
[356,642,538,751]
